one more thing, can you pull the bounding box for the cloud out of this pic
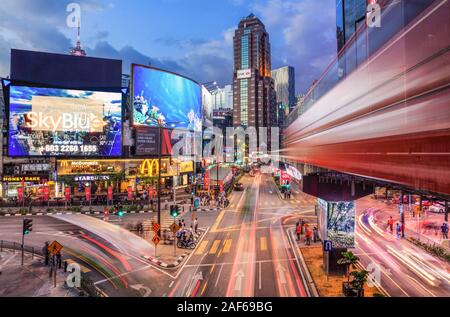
[253,0,337,93]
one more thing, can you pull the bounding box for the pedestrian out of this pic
[313,226,319,243]
[178,219,182,228]
[43,241,49,266]
[387,216,394,234]
[441,222,449,240]
[296,223,301,241]
[56,252,62,269]
[401,222,405,238]
[194,218,198,234]
[396,223,401,239]
[181,219,185,229]
[305,227,313,245]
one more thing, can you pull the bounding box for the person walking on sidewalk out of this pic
[387,216,394,234]
[396,223,401,239]
[305,227,313,245]
[296,222,301,241]
[441,222,449,240]
[194,218,198,234]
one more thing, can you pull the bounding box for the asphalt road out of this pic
[354,198,450,297]
[167,174,314,297]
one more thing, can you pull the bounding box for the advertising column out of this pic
[318,199,355,275]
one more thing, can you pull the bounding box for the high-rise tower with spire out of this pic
[69,22,87,57]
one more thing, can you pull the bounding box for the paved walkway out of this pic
[0,250,79,297]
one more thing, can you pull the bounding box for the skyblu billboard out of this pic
[132,64,202,132]
[8,85,122,157]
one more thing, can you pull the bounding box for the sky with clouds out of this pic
[0,0,336,94]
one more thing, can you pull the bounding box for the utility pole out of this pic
[157,126,162,237]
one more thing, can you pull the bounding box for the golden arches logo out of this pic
[140,159,159,177]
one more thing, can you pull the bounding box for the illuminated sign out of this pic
[8,86,122,157]
[140,159,160,177]
[2,176,46,182]
[237,69,251,79]
[317,199,355,248]
[74,175,110,182]
[132,65,202,132]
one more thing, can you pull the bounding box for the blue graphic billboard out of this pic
[132,65,202,132]
[8,86,122,157]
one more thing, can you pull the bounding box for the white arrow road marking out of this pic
[277,264,287,285]
[130,284,152,297]
[234,270,245,292]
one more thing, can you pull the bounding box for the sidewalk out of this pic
[0,250,79,297]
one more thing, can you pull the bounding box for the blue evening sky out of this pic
[0,0,337,94]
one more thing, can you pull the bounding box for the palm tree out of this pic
[337,251,360,282]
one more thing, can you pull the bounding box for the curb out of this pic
[142,253,189,269]
[0,210,154,217]
[286,227,319,297]
[196,207,221,212]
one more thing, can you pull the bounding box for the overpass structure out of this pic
[283,0,450,199]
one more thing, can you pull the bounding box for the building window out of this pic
[241,35,249,69]
[240,79,248,127]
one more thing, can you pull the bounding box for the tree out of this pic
[337,251,360,281]
[350,270,369,291]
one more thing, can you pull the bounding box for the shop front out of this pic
[1,175,51,203]
[56,158,195,202]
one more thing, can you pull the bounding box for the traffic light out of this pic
[23,218,33,235]
[170,205,180,218]
[117,209,124,217]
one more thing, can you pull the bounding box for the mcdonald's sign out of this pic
[140,159,160,177]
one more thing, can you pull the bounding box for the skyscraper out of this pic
[232,14,277,153]
[271,66,295,116]
[336,0,368,53]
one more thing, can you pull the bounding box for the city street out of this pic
[354,198,450,297]
[0,174,317,297]
[0,0,449,303]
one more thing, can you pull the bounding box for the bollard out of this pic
[32,247,34,259]
[0,240,2,252]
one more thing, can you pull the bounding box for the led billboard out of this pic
[132,64,202,132]
[318,199,355,248]
[8,86,122,157]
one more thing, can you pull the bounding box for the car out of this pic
[428,205,445,214]
[234,183,244,191]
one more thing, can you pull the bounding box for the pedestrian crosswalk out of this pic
[193,236,270,256]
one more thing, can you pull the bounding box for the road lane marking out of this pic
[215,264,224,288]
[195,240,209,255]
[258,261,262,289]
[260,237,268,251]
[222,239,232,254]
[209,240,221,254]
